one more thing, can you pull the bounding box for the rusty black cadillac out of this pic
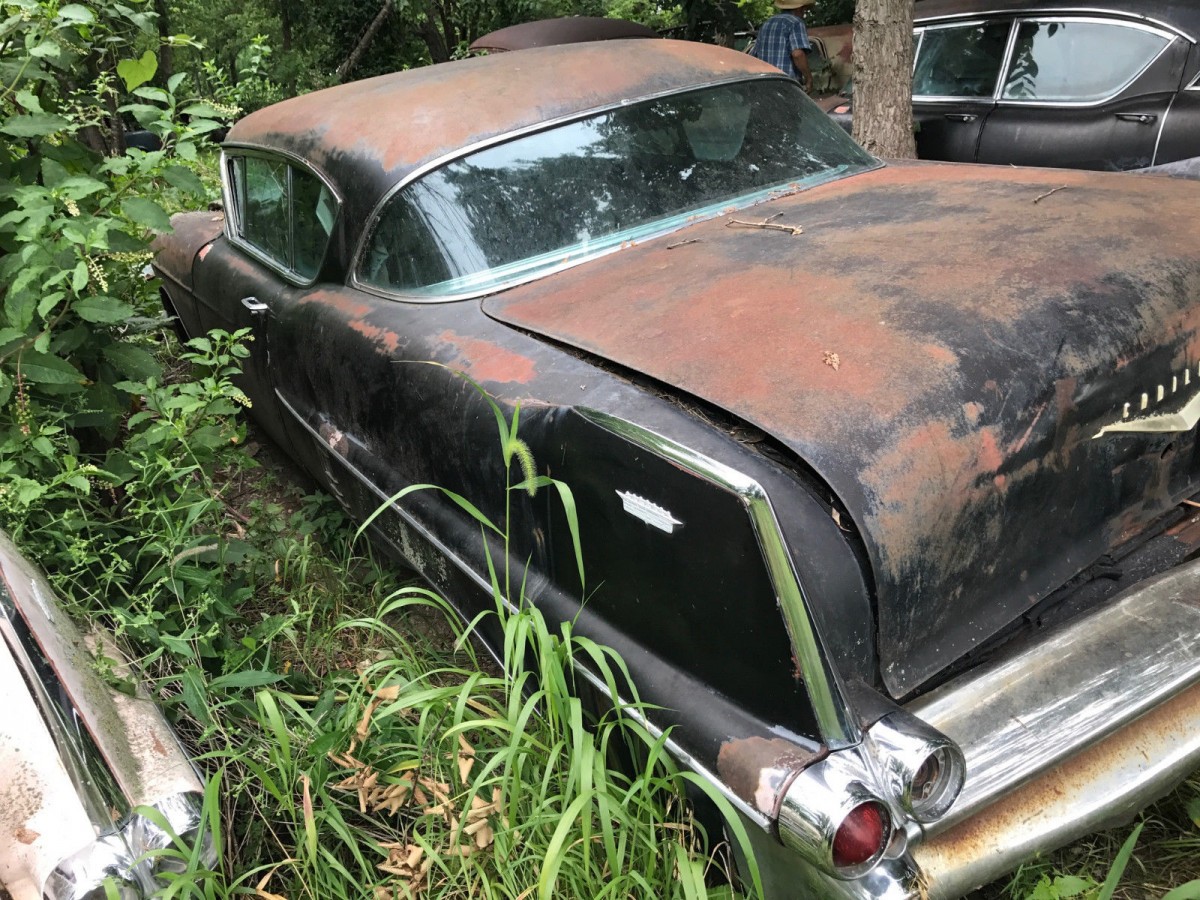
[151,39,1200,898]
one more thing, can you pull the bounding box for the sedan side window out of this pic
[913,22,1011,98]
[229,154,336,281]
[1001,21,1171,102]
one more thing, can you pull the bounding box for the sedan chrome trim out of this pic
[914,7,1195,43]
[576,408,861,749]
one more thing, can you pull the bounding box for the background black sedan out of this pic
[830,0,1200,169]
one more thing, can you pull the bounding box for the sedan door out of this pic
[976,18,1187,170]
[911,20,1011,162]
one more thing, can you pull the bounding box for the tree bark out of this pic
[337,0,395,82]
[851,0,916,158]
[153,0,173,85]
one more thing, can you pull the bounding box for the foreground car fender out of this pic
[0,533,212,900]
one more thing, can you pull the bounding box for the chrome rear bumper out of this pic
[763,557,1200,899]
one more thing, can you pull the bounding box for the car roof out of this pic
[225,40,778,230]
[914,0,1199,40]
[468,17,660,52]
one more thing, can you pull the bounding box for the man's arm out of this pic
[791,48,812,92]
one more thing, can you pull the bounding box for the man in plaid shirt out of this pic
[750,0,815,92]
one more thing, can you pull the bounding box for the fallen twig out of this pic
[725,212,803,236]
[1032,186,1068,204]
[666,238,699,249]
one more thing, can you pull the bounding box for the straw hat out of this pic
[774,0,816,8]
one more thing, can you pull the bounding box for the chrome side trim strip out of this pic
[907,557,1200,833]
[275,391,769,827]
[1151,88,1177,164]
[576,408,860,749]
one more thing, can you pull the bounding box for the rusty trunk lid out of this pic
[483,160,1200,696]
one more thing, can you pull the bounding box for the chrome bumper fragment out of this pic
[0,533,211,899]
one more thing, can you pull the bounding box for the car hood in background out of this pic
[469,17,659,53]
[484,160,1200,696]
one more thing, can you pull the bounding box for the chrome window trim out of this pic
[911,18,1015,100]
[577,408,860,749]
[274,390,772,827]
[914,7,1195,43]
[346,75,881,305]
[1150,89,1176,164]
[1187,68,1200,90]
[994,16,1177,106]
[220,144,344,288]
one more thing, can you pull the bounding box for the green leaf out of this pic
[121,197,172,232]
[37,291,65,318]
[71,261,88,292]
[1163,881,1200,900]
[0,372,11,407]
[1052,875,1093,898]
[180,102,220,117]
[116,51,158,92]
[161,165,205,196]
[58,175,106,199]
[15,350,84,385]
[167,72,187,93]
[73,296,134,324]
[57,4,95,24]
[15,89,42,114]
[208,670,286,691]
[1097,822,1142,900]
[105,343,161,380]
[0,327,25,348]
[1,113,70,137]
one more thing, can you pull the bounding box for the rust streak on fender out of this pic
[716,736,823,817]
[436,329,537,385]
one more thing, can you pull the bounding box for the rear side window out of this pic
[227,154,337,280]
[913,21,1011,97]
[1001,20,1171,102]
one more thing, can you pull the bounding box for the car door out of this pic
[976,18,1186,170]
[192,152,338,449]
[1155,46,1200,165]
[911,20,1011,162]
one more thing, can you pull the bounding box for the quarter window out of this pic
[1001,21,1170,102]
[913,22,1011,98]
[228,155,336,280]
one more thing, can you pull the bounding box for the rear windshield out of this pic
[358,79,876,298]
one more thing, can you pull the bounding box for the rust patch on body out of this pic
[436,330,536,385]
[14,825,39,844]
[716,736,822,816]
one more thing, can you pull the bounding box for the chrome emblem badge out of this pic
[1094,364,1200,438]
[616,491,683,534]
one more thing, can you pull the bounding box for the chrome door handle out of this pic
[241,296,269,314]
[944,113,978,122]
[1116,113,1157,124]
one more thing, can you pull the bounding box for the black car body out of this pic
[829,0,1200,170]
[152,40,1200,898]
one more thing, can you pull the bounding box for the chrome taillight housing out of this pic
[776,709,964,881]
[778,754,894,879]
[867,710,966,823]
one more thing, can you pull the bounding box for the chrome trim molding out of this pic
[576,407,860,748]
[276,392,770,828]
[1152,89,1178,166]
[914,6,1195,43]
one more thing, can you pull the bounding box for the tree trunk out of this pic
[337,0,395,82]
[153,0,173,85]
[851,0,916,158]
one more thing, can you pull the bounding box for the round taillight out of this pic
[832,801,889,871]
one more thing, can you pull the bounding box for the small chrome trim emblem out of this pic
[616,491,683,533]
[1095,362,1200,437]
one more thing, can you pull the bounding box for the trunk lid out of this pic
[483,160,1200,696]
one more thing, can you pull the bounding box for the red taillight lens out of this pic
[832,801,889,870]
